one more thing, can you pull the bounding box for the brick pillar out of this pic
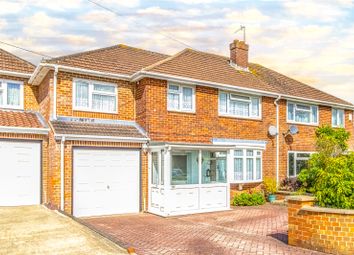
[287,195,316,246]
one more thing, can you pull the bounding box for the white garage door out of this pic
[73,148,140,217]
[0,140,41,206]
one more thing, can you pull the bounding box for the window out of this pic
[167,84,195,112]
[73,79,117,113]
[202,151,227,184]
[151,150,165,185]
[287,101,318,125]
[0,80,23,109]
[233,149,262,182]
[219,91,260,118]
[171,151,199,185]
[332,108,345,127]
[288,152,312,177]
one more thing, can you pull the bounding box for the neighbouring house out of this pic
[0,40,353,217]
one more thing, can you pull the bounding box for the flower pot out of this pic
[268,194,276,203]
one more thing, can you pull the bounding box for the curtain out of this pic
[93,84,115,93]
[246,158,253,180]
[219,92,227,113]
[256,158,261,179]
[168,93,179,109]
[7,83,20,106]
[311,106,318,123]
[75,81,89,107]
[234,158,243,180]
[229,100,249,116]
[288,103,294,120]
[182,87,193,110]
[295,110,310,123]
[338,110,344,126]
[92,94,116,112]
[251,97,259,116]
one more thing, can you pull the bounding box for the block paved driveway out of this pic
[84,204,327,255]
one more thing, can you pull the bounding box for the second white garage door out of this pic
[73,148,140,217]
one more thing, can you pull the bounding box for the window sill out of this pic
[167,109,196,115]
[73,108,118,115]
[286,121,318,127]
[0,105,24,110]
[230,180,263,184]
[219,114,262,121]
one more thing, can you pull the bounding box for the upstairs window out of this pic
[0,80,23,109]
[219,91,260,118]
[233,149,262,182]
[332,108,345,127]
[167,84,195,112]
[73,79,117,113]
[287,101,318,125]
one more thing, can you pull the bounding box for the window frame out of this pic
[231,148,262,183]
[218,90,262,120]
[287,151,315,178]
[167,83,196,113]
[72,78,118,114]
[332,108,345,128]
[287,101,319,126]
[0,79,24,110]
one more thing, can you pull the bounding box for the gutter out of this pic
[60,136,65,211]
[54,134,149,143]
[0,126,50,135]
[0,70,32,78]
[52,66,58,120]
[274,95,281,187]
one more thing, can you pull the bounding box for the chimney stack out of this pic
[229,39,249,69]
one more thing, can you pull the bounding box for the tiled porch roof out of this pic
[0,110,46,129]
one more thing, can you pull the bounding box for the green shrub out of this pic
[298,125,354,209]
[232,192,265,206]
[263,177,277,194]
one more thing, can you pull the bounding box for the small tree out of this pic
[298,125,354,209]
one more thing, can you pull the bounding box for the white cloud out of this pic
[0,1,25,14]
[137,7,176,16]
[20,12,66,37]
[97,0,141,8]
[0,19,7,30]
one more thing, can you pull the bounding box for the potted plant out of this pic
[263,177,277,202]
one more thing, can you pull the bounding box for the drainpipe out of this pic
[60,136,65,211]
[274,95,281,187]
[52,66,58,120]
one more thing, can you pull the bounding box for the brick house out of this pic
[1,40,353,217]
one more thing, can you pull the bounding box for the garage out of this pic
[73,148,140,217]
[0,140,41,206]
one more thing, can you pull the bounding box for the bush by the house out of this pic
[279,177,302,192]
[263,177,277,195]
[298,125,354,209]
[232,192,265,206]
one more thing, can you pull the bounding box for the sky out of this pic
[0,0,353,104]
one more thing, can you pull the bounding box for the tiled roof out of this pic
[45,44,169,75]
[0,110,45,128]
[0,49,35,74]
[51,118,147,139]
[249,63,353,106]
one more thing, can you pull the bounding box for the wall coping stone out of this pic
[301,205,354,215]
[287,195,316,202]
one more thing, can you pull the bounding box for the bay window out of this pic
[219,91,260,118]
[0,80,23,109]
[73,79,117,113]
[332,108,345,127]
[233,149,262,182]
[288,152,312,177]
[287,101,318,125]
[167,84,195,112]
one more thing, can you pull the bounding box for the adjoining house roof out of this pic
[0,48,35,74]
[45,44,169,76]
[51,117,148,139]
[0,110,46,128]
[249,63,353,106]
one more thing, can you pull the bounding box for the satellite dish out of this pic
[289,125,299,135]
[268,125,278,136]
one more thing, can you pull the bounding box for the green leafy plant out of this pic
[232,192,265,206]
[263,177,277,195]
[298,125,354,209]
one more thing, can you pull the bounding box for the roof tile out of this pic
[0,49,35,74]
[0,110,45,128]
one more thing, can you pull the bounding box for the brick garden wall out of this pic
[288,196,354,255]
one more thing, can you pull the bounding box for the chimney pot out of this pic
[229,39,249,68]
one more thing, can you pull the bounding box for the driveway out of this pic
[0,205,128,255]
[84,204,327,255]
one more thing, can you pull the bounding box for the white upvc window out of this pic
[233,149,262,182]
[219,91,261,119]
[0,80,24,109]
[73,78,117,113]
[167,83,195,112]
[288,151,314,177]
[287,101,318,125]
[332,108,345,128]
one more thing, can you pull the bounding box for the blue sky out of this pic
[1,0,353,103]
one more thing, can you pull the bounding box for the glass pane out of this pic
[202,151,227,184]
[230,94,250,101]
[296,104,311,111]
[288,103,294,120]
[332,109,337,126]
[288,153,295,176]
[219,92,227,113]
[7,83,20,106]
[160,150,164,185]
[93,84,115,93]
[229,100,249,116]
[234,158,243,181]
[151,152,159,185]
[92,94,116,112]
[75,81,89,108]
[171,151,198,185]
[295,110,310,123]
[246,150,253,156]
[251,97,259,117]
[234,150,243,156]
[297,153,311,159]
[312,106,318,123]
[182,87,193,110]
[246,158,253,180]
[338,110,344,126]
[0,90,3,105]
[296,159,309,175]
[256,158,261,180]
[168,93,180,110]
[169,85,179,92]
